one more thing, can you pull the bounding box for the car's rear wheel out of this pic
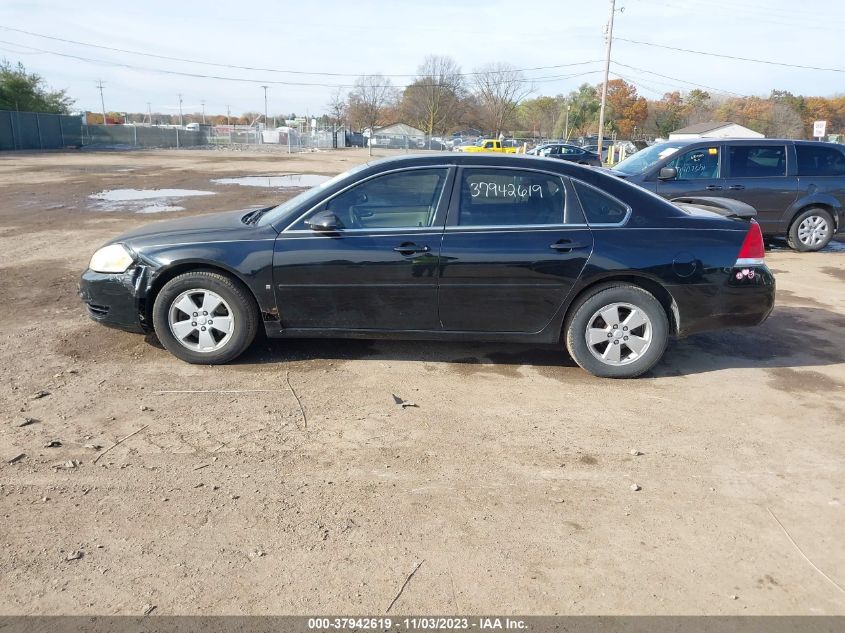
[788,207,834,252]
[565,284,669,378]
[152,271,259,364]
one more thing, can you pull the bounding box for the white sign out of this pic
[813,120,827,138]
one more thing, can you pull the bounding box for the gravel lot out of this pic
[0,148,843,615]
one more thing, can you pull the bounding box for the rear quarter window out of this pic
[796,145,845,176]
[572,180,630,225]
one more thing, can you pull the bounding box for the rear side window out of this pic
[728,145,786,178]
[572,180,629,225]
[458,168,572,226]
[796,145,845,176]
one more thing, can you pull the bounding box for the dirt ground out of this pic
[0,148,843,616]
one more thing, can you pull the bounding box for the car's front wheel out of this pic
[565,284,669,378]
[788,207,834,252]
[152,270,259,364]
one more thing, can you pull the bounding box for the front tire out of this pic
[787,208,834,252]
[565,284,669,378]
[152,271,259,364]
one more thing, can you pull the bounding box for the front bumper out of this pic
[78,267,148,333]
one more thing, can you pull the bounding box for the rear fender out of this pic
[784,192,843,229]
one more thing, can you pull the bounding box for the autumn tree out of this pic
[648,91,686,138]
[400,55,466,138]
[472,62,533,135]
[601,79,647,138]
[0,60,74,113]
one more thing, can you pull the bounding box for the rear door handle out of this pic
[393,243,430,255]
[705,184,722,191]
[550,240,589,252]
[728,184,745,190]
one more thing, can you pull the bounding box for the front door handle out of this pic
[393,243,430,255]
[550,240,589,252]
[705,184,722,191]
[728,184,745,190]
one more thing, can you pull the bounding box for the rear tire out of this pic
[152,271,259,364]
[565,284,669,378]
[787,207,834,252]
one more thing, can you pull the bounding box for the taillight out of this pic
[735,220,765,266]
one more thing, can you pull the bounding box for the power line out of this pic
[0,38,603,89]
[615,37,845,73]
[610,60,746,97]
[0,25,603,78]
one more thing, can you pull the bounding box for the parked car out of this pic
[79,154,774,378]
[583,144,610,164]
[611,139,845,251]
[529,143,602,167]
[452,139,478,152]
[461,139,519,154]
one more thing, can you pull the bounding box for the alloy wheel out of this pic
[585,302,652,366]
[168,289,235,352]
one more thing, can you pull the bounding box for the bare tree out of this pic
[347,74,399,154]
[472,63,533,136]
[400,55,466,140]
[327,87,347,126]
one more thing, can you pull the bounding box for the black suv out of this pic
[612,139,845,251]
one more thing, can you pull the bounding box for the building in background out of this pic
[668,122,765,140]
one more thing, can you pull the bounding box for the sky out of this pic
[2,0,844,118]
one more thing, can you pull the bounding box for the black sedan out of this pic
[79,154,774,378]
[529,143,602,167]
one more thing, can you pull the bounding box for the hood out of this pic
[595,167,629,179]
[115,208,255,241]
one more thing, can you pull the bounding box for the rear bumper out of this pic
[78,268,148,333]
[670,266,776,337]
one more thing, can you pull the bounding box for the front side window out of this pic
[665,147,720,179]
[572,180,629,225]
[458,169,569,226]
[298,168,447,230]
[796,145,845,176]
[484,141,494,149]
[728,145,787,178]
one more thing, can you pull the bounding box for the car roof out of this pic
[363,152,600,175]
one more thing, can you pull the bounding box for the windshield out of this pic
[476,139,486,147]
[257,164,366,226]
[613,142,688,175]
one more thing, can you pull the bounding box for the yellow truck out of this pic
[460,139,519,154]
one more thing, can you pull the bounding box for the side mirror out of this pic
[658,166,678,180]
[306,210,344,232]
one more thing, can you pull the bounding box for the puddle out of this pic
[89,188,215,213]
[211,174,330,188]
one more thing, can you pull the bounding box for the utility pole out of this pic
[261,85,268,128]
[178,93,183,127]
[564,102,571,141]
[96,80,107,125]
[146,102,152,126]
[597,0,617,163]
[201,100,206,125]
[226,105,231,126]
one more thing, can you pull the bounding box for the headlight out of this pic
[89,244,134,273]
